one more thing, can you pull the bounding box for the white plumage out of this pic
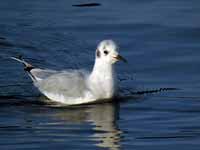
[11,40,126,105]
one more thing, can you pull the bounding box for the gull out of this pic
[11,40,127,105]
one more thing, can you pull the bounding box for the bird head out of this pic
[96,40,127,64]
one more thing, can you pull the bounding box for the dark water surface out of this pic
[0,0,200,149]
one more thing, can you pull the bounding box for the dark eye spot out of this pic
[104,50,109,55]
[96,49,101,58]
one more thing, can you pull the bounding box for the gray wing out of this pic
[30,68,58,81]
[35,70,89,98]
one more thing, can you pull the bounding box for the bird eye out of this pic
[104,50,109,55]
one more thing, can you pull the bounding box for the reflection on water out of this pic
[88,103,121,150]
[54,102,122,150]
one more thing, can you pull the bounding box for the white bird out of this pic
[11,40,127,105]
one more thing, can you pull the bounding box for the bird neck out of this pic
[89,59,117,99]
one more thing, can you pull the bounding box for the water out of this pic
[0,0,200,149]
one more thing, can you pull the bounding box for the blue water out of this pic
[0,0,200,149]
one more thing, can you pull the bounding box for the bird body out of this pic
[11,40,126,105]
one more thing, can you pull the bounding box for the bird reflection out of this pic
[53,102,122,150]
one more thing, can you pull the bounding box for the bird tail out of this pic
[10,56,36,81]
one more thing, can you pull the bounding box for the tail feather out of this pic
[10,56,35,72]
[11,56,36,81]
